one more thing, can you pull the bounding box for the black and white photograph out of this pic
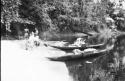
[1,0,125,81]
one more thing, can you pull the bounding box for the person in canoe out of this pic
[73,48,97,55]
[69,38,86,47]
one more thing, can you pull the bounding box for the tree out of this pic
[1,0,34,32]
[1,0,125,39]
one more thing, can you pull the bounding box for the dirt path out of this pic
[1,40,72,81]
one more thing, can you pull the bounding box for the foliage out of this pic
[1,0,34,32]
[25,0,124,33]
[1,0,125,39]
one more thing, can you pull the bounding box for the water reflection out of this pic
[65,35,125,81]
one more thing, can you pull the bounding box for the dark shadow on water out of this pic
[64,35,125,81]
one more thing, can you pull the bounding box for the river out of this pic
[63,34,125,81]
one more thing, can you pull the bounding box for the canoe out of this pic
[47,49,107,61]
[49,43,104,51]
[47,45,114,61]
[47,44,114,61]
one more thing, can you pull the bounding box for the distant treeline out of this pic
[1,0,125,39]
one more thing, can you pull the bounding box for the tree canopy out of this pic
[1,0,125,38]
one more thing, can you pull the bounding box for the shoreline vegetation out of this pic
[1,0,125,41]
[1,30,125,41]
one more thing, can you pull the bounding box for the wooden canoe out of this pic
[47,44,114,61]
[47,45,114,61]
[47,50,107,61]
[49,43,104,51]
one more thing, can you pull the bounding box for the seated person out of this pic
[73,49,82,55]
[73,38,86,47]
[26,32,40,49]
[73,48,97,55]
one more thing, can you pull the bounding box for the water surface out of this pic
[64,35,125,81]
